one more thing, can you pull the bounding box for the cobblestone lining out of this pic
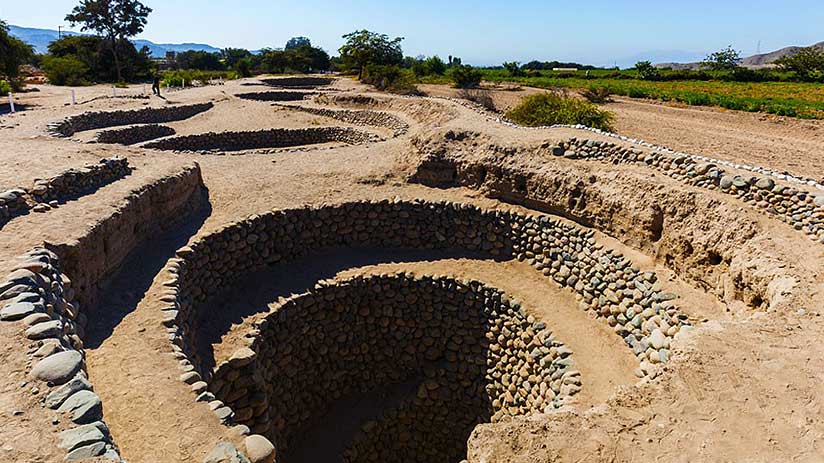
[142,127,381,154]
[1,249,122,461]
[47,103,213,137]
[96,124,176,146]
[0,157,132,227]
[274,104,410,137]
[158,199,689,451]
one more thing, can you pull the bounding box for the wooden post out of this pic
[8,93,15,113]
[71,89,76,105]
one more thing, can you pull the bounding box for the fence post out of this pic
[112,85,116,97]
[8,93,15,113]
[71,89,76,105]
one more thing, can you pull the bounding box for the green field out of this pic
[427,69,824,119]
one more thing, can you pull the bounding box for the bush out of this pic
[459,88,496,112]
[362,64,420,95]
[0,80,11,94]
[450,65,482,88]
[161,70,239,88]
[505,91,614,130]
[581,86,612,103]
[43,56,89,86]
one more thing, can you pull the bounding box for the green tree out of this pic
[775,46,824,80]
[222,48,252,69]
[503,61,524,77]
[42,56,90,86]
[423,56,447,75]
[702,45,742,71]
[0,20,34,89]
[176,50,224,71]
[65,0,152,82]
[450,65,482,88]
[339,30,404,79]
[634,60,659,80]
[285,36,311,50]
[48,34,151,83]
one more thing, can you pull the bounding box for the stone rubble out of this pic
[0,157,132,227]
[0,248,122,461]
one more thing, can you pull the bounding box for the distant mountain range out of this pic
[8,25,221,57]
[655,41,824,70]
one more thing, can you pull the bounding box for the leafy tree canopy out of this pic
[702,45,742,71]
[285,36,311,50]
[0,20,34,87]
[775,46,824,79]
[339,30,403,78]
[65,0,152,81]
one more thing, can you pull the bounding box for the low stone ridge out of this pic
[0,248,121,460]
[415,132,824,245]
[49,163,205,310]
[142,127,381,154]
[96,124,176,145]
[276,103,410,137]
[259,77,334,89]
[158,199,688,453]
[235,91,316,102]
[0,157,131,227]
[47,102,214,137]
[241,273,576,460]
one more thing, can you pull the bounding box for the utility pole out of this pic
[58,26,62,39]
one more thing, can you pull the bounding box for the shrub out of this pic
[775,47,824,81]
[503,61,524,77]
[0,80,11,94]
[42,56,89,86]
[459,88,496,112]
[450,65,482,88]
[581,86,612,103]
[505,91,615,130]
[635,61,660,80]
[362,64,420,95]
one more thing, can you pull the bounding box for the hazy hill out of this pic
[8,25,221,57]
[655,41,824,70]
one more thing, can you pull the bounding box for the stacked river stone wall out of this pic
[247,274,578,461]
[47,103,213,137]
[236,91,316,102]
[0,249,121,461]
[259,77,333,88]
[96,124,176,146]
[275,104,410,137]
[142,127,381,154]
[0,157,132,227]
[557,138,824,243]
[159,200,689,457]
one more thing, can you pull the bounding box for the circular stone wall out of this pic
[251,273,577,461]
[163,200,689,444]
[259,77,333,88]
[236,91,315,101]
[142,127,380,153]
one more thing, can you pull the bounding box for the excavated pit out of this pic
[259,77,334,89]
[160,199,690,461]
[250,274,576,462]
[142,126,380,153]
[235,91,317,102]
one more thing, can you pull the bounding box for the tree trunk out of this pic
[110,35,122,82]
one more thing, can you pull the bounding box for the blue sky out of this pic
[3,0,824,66]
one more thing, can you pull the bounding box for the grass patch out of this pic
[481,70,824,119]
[505,91,615,130]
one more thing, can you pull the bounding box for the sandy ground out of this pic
[0,77,822,463]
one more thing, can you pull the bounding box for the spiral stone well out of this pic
[247,274,577,462]
[159,199,689,461]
